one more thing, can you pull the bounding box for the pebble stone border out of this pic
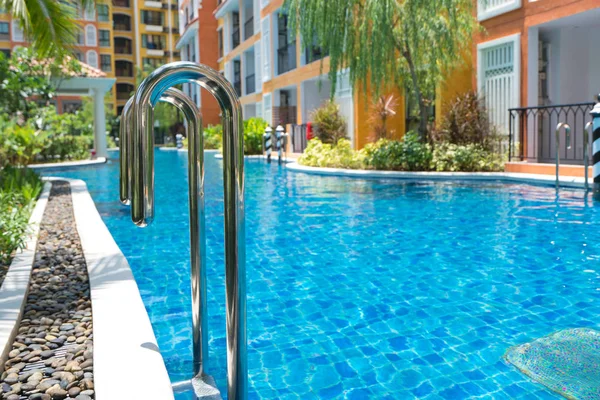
[1,182,94,400]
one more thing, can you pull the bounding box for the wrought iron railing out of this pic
[245,74,255,95]
[508,102,594,164]
[244,17,254,40]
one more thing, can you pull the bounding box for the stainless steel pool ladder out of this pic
[555,123,571,189]
[119,61,247,400]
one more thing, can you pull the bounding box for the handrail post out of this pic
[555,122,571,190]
[121,61,247,399]
[584,121,592,192]
[591,96,600,201]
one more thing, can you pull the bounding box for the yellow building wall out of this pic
[435,53,474,124]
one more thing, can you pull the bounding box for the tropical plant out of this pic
[204,125,223,150]
[0,166,43,265]
[370,94,398,140]
[0,0,95,57]
[432,143,504,172]
[299,138,364,169]
[244,117,268,155]
[0,48,82,120]
[286,0,478,139]
[362,132,432,171]
[432,91,501,149]
[310,100,347,144]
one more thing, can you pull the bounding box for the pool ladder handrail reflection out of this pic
[119,61,247,400]
[555,122,571,190]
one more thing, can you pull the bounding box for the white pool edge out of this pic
[0,182,51,369]
[62,178,174,400]
[285,163,588,189]
[28,157,107,170]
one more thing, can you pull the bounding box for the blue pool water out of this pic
[45,150,600,399]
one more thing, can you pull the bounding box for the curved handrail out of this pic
[555,122,571,189]
[128,61,246,400]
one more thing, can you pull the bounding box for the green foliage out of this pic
[204,125,223,150]
[243,117,268,155]
[0,123,46,166]
[362,132,432,171]
[286,0,478,137]
[0,0,94,57]
[432,143,504,172]
[432,91,500,148]
[0,166,43,265]
[0,48,82,120]
[310,101,347,144]
[298,139,364,169]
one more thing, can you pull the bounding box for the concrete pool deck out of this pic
[286,163,590,189]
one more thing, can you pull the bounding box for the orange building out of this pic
[474,0,600,174]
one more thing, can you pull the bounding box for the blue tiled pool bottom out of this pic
[47,151,600,399]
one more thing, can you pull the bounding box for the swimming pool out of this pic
[47,150,600,399]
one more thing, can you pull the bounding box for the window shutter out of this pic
[11,22,24,42]
[263,93,272,126]
[254,42,262,91]
[261,16,270,82]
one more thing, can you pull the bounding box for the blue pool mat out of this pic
[505,328,600,399]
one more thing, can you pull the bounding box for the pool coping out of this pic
[285,162,589,189]
[0,182,51,369]
[27,157,107,170]
[55,178,175,400]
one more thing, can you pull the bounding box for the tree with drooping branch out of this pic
[285,0,478,139]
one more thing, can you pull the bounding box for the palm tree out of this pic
[0,0,96,57]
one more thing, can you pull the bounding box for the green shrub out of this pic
[310,101,347,144]
[362,132,432,171]
[0,167,43,265]
[299,138,364,169]
[432,91,502,149]
[0,123,46,166]
[243,117,268,155]
[432,143,504,172]
[204,124,223,150]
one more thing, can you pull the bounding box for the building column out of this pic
[93,88,108,158]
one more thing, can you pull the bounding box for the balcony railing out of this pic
[232,28,240,49]
[508,102,595,164]
[245,74,255,95]
[116,68,134,77]
[244,17,253,40]
[305,46,326,64]
[114,23,131,31]
[115,46,133,54]
[143,18,163,26]
[113,0,130,7]
[277,42,297,75]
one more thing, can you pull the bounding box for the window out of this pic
[98,4,109,22]
[84,5,96,21]
[85,25,97,46]
[86,50,98,69]
[100,54,112,72]
[0,22,8,40]
[141,10,163,26]
[231,12,240,49]
[261,16,270,82]
[11,22,24,42]
[277,13,296,75]
[142,34,165,50]
[99,30,110,47]
[76,29,85,45]
[74,51,84,62]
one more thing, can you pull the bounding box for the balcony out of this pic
[144,1,162,8]
[277,42,297,75]
[244,17,253,40]
[112,0,130,8]
[116,83,134,100]
[115,60,134,77]
[245,74,255,95]
[113,14,132,31]
[114,38,133,54]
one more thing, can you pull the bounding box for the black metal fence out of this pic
[508,102,595,164]
[290,124,308,153]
